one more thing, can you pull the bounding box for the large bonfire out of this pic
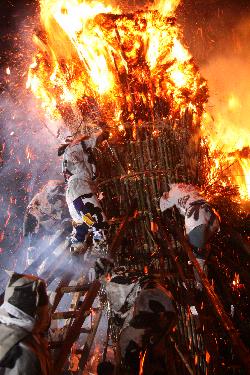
[24,2,250,372]
[26,0,249,200]
[27,0,207,127]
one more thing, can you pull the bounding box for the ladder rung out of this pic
[80,328,92,334]
[52,311,77,319]
[60,284,91,293]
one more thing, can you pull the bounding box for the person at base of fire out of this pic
[95,259,176,375]
[0,272,52,375]
[58,124,110,255]
[160,183,220,283]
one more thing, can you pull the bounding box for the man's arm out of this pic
[160,192,174,212]
[85,127,109,149]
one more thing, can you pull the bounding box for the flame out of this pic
[205,351,210,364]
[25,145,33,164]
[151,0,182,17]
[139,349,147,375]
[232,272,240,287]
[240,158,250,198]
[27,0,207,131]
[26,0,249,201]
[202,92,250,200]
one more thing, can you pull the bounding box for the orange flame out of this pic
[232,273,240,288]
[27,0,207,131]
[26,0,249,200]
[202,91,250,201]
[139,349,147,375]
[150,0,182,17]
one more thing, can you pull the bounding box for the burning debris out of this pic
[26,0,208,136]
[25,0,250,201]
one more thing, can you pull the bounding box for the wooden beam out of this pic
[60,284,91,293]
[53,280,101,375]
[77,308,103,372]
[52,311,80,320]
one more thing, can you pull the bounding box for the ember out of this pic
[139,349,147,375]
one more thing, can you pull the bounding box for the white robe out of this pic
[64,133,102,224]
[160,183,220,234]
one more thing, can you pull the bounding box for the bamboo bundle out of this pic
[95,112,207,262]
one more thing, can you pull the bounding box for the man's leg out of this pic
[188,224,209,290]
[79,194,109,255]
[70,193,108,254]
[68,195,92,253]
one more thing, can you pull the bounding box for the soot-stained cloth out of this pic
[63,132,102,204]
[0,273,52,375]
[106,273,176,359]
[160,183,220,235]
[23,180,67,236]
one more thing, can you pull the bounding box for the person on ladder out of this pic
[58,123,109,255]
[160,183,220,287]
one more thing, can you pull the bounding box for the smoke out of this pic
[200,16,250,153]
[0,91,63,286]
[0,7,64,281]
[175,1,250,197]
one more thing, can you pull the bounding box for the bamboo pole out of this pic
[170,336,194,375]
[160,219,250,374]
[52,311,80,320]
[50,272,73,313]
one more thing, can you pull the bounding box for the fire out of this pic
[25,145,33,164]
[26,0,249,200]
[240,158,250,198]
[232,273,240,288]
[151,0,181,17]
[231,272,244,295]
[27,0,207,132]
[202,91,250,200]
[139,349,147,375]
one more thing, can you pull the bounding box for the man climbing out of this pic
[58,125,109,254]
[160,183,220,278]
